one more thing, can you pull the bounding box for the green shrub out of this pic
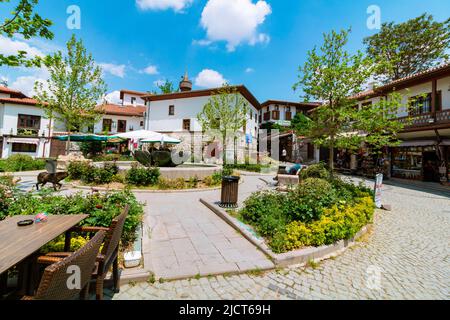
[299,163,330,180]
[5,190,145,245]
[67,161,91,180]
[187,176,199,188]
[281,196,374,251]
[72,162,120,185]
[125,165,160,186]
[283,178,336,222]
[0,155,46,172]
[223,163,269,173]
[238,173,376,253]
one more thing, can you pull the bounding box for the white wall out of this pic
[146,94,260,138]
[0,103,51,158]
[122,93,145,106]
[356,76,450,116]
[94,114,144,134]
[260,103,302,126]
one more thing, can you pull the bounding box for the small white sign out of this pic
[374,173,383,209]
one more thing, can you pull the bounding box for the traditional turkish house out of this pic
[351,63,450,183]
[141,73,261,163]
[0,86,52,159]
[259,100,321,163]
[49,89,148,156]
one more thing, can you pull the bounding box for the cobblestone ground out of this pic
[112,180,449,300]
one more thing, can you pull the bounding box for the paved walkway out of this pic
[135,175,274,280]
[113,178,450,300]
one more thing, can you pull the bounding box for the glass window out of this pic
[169,105,175,115]
[18,114,41,129]
[12,143,37,153]
[409,93,432,115]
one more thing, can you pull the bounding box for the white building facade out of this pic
[142,77,261,163]
[0,86,52,159]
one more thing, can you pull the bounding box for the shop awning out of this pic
[440,139,450,146]
[399,140,437,147]
[9,138,39,145]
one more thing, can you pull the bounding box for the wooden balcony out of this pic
[397,109,450,129]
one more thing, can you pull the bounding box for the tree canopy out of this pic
[34,35,107,154]
[197,85,249,164]
[364,13,450,82]
[0,0,53,67]
[294,29,405,171]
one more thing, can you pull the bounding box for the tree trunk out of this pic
[233,136,237,165]
[222,133,227,165]
[328,144,334,173]
[66,132,71,156]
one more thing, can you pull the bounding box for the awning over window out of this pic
[9,138,40,145]
[398,140,437,147]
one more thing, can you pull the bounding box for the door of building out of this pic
[422,151,440,182]
[118,120,127,133]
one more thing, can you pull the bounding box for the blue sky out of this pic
[1,0,449,103]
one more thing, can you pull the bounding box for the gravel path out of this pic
[113,178,450,300]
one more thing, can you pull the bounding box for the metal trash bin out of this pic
[219,176,240,208]
[45,159,57,174]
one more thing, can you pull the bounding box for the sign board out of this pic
[374,173,383,209]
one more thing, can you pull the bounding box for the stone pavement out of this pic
[113,178,450,300]
[135,175,275,280]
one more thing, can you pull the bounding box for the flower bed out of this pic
[238,164,375,253]
[0,183,144,248]
[67,161,224,190]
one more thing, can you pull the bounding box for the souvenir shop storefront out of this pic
[390,140,450,183]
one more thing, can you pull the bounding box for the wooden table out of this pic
[0,215,88,275]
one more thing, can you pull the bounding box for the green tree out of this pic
[364,13,450,82]
[197,85,249,164]
[293,29,374,171]
[34,35,107,154]
[0,0,53,67]
[157,79,177,94]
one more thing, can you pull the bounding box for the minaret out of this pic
[179,71,192,92]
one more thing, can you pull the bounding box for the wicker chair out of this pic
[39,205,130,300]
[23,230,105,300]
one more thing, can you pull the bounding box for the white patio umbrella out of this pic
[141,133,181,144]
[114,130,160,140]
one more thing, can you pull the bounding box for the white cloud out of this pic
[0,35,45,58]
[200,0,271,51]
[153,79,166,87]
[136,0,193,12]
[10,68,50,97]
[194,69,227,88]
[104,90,122,104]
[192,39,213,46]
[142,65,159,75]
[245,67,254,73]
[98,63,126,78]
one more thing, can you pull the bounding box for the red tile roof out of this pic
[0,86,27,98]
[352,63,450,100]
[141,85,261,109]
[0,97,42,106]
[97,104,146,117]
[261,100,321,108]
[120,89,148,100]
